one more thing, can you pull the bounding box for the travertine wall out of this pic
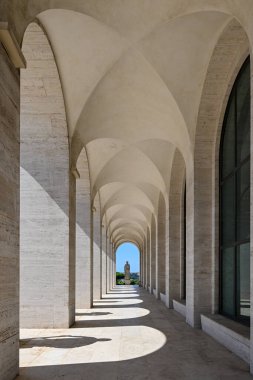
[112,247,116,287]
[106,237,110,292]
[93,196,101,300]
[150,216,157,294]
[0,44,19,380]
[20,23,73,328]
[69,173,76,326]
[141,240,146,287]
[167,149,185,307]
[76,149,92,308]
[186,19,249,328]
[109,242,113,290]
[146,231,151,289]
[101,226,107,295]
[157,194,166,296]
[107,241,111,291]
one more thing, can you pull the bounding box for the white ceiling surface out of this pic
[24,1,251,249]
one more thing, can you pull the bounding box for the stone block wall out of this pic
[101,226,107,294]
[157,194,166,296]
[93,195,101,300]
[76,148,92,308]
[0,44,19,380]
[20,23,73,328]
[150,215,157,294]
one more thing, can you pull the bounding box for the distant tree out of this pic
[116,272,124,280]
[116,272,139,285]
[130,272,139,280]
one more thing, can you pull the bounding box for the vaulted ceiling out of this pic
[16,0,253,249]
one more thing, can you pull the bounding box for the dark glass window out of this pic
[220,57,250,324]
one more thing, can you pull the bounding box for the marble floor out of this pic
[18,286,252,380]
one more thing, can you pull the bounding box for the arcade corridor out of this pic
[1,2,253,379]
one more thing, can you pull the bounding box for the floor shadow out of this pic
[76,312,113,316]
[92,303,142,309]
[101,296,140,300]
[73,316,150,329]
[107,291,138,294]
[95,300,120,303]
[20,335,111,349]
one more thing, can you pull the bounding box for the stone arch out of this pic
[4,3,247,44]
[115,240,141,252]
[20,22,75,328]
[115,241,141,284]
[186,18,249,327]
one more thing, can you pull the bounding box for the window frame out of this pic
[219,56,250,326]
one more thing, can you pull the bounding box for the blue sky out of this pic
[116,242,140,273]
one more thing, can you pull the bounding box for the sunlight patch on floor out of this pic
[20,325,166,366]
[20,286,166,367]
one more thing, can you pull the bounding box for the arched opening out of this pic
[219,56,250,325]
[115,243,140,285]
[188,17,249,327]
[20,22,74,328]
